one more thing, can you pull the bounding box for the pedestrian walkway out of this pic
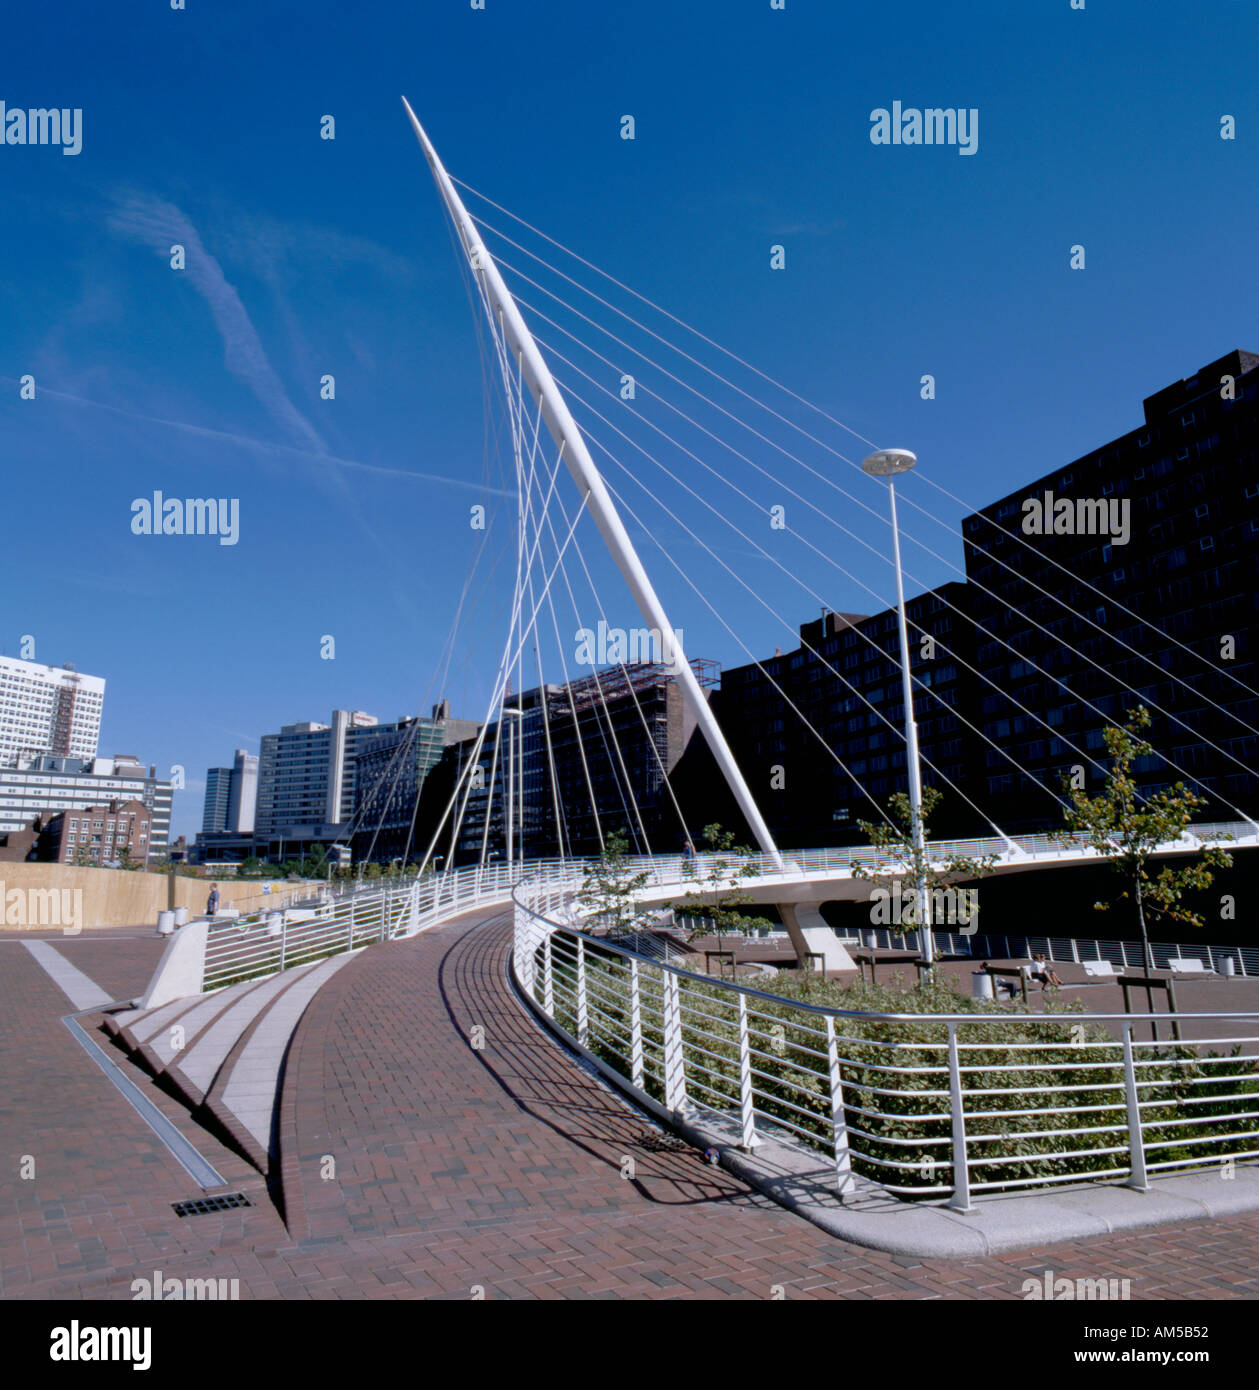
[2,917,1258,1299]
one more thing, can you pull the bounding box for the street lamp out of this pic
[861,447,933,968]
[502,705,524,871]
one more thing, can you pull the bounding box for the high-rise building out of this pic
[712,349,1259,845]
[254,710,379,839]
[352,705,480,863]
[716,589,984,846]
[0,657,104,767]
[0,754,172,857]
[201,750,258,835]
[961,347,1259,832]
[430,660,719,864]
[202,767,233,834]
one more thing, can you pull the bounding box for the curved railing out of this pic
[143,819,1259,1008]
[511,874,1259,1209]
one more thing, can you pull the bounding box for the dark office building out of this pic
[426,660,718,865]
[351,705,479,863]
[713,349,1259,847]
[716,586,986,847]
[962,348,1259,833]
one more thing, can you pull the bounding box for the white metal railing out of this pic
[197,859,580,993]
[174,817,1257,999]
[512,875,1259,1207]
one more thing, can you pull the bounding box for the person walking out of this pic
[206,883,221,916]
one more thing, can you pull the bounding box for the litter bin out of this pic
[173,906,189,928]
[157,910,175,937]
[1222,956,1236,978]
[972,970,994,1000]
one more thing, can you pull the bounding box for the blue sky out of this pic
[3,1,1256,842]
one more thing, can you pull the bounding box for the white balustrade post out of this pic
[543,932,554,1014]
[576,936,589,1045]
[629,959,644,1091]
[825,1015,855,1194]
[278,915,287,972]
[946,1022,972,1211]
[737,993,760,1150]
[347,896,356,951]
[1122,1023,1149,1190]
[662,971,689,1113]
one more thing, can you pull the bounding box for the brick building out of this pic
[42,798,153,866]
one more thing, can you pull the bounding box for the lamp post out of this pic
[861,448,933,968]
[502,706,524,871]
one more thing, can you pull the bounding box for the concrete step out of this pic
[163,964,320,1108]
[206,952,358,1171]
[128,978,270,1075]
[116,995,203,1061]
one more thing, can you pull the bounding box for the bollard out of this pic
[971,970,994,1000]
[157,910,175,937]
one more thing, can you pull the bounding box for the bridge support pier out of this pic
[778,903,858,973]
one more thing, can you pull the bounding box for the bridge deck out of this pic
[3,918,1258,1298]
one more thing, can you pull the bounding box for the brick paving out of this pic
[3,917,1259,1298]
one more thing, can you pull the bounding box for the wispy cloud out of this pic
[99,189,496,615]
[6,379,513,498]
[107,191,329,459]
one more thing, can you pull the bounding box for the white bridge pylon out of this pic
[403,98,785,874]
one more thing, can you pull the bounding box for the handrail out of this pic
[510,868,1259,1209]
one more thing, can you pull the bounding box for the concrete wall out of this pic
[0,863,318,929]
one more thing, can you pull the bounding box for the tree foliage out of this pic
[1056,706,1232,977]
[672,822,773,946]
[576,829,654,936]
[851,788,997,941]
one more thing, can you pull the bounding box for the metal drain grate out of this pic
[633,1130,690,1154]
[172,1193,252,1218]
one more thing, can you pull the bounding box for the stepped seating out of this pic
[107,952,359,1175]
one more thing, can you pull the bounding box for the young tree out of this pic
[851,788,997,964]
[1056,706,1232,1017]
[114,845,140,872]
[575,829,654,936]
[672,823,774,957]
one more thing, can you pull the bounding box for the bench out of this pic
[1083,960,1119,978]
[980,963,1029,1003]
[1168,957,1213,975]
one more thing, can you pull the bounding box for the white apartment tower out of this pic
[0,657,105,767]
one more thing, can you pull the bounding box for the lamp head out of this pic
[861,448,918,477]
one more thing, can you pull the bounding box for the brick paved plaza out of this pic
[2,913,1258,1300]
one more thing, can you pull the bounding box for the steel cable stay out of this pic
[497,264,1259,766]
[533,337,1259,831]
[455,177,1259,712]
